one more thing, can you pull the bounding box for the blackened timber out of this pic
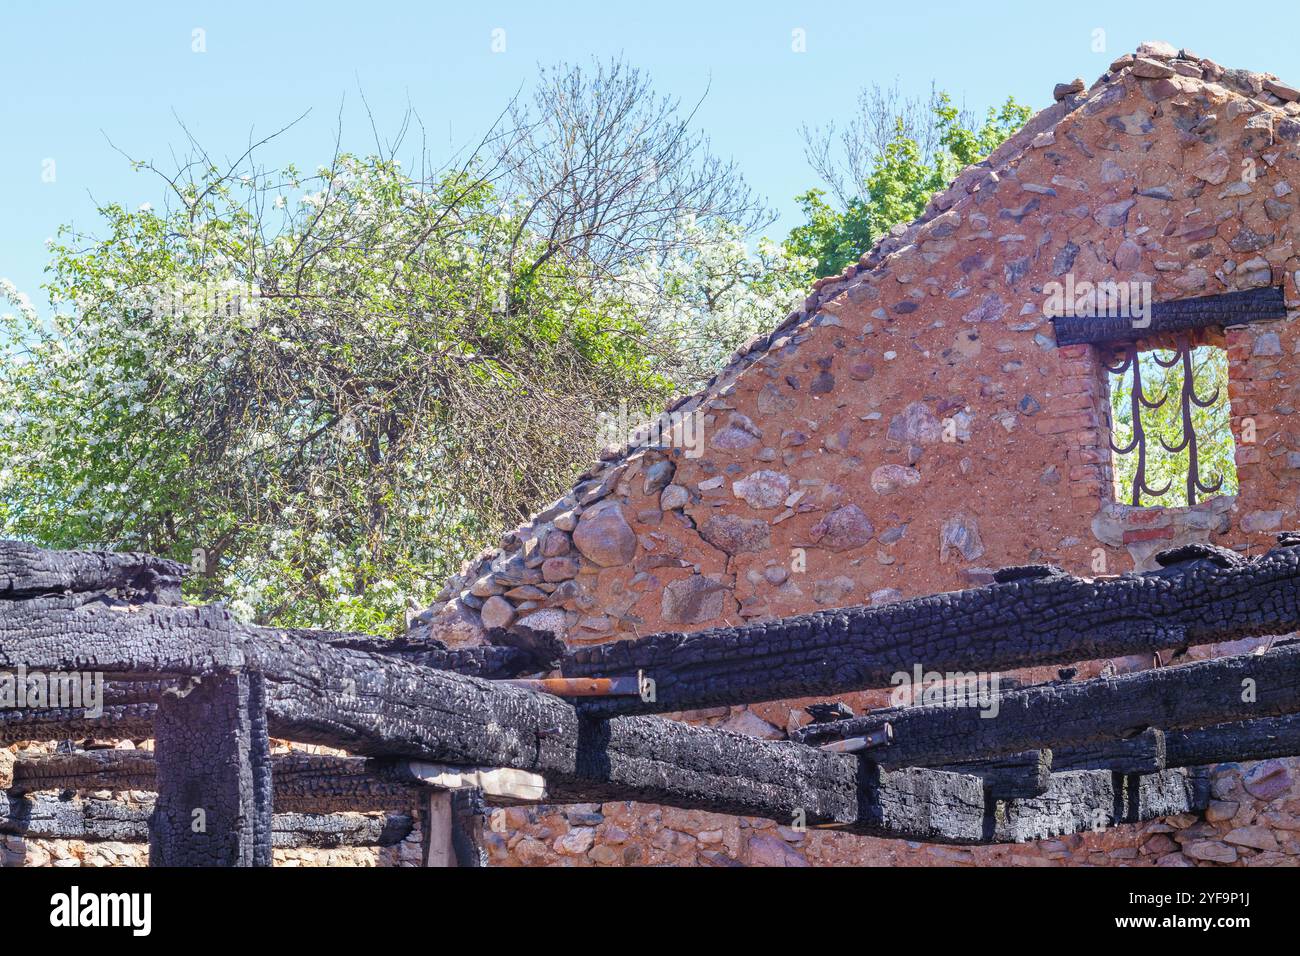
[988,768,1208,843]
[792,642,1300,767]
[935,750,1052,799]
[0,677,166,744]
[9,749,157,793]
[1166,713,1300,767]
[149,673,273,867]
[288,627,564,679]
[6,750,432,813]
[1052,729,1166,774]
[0,593,861,828]
[565,540,1300,716]
[1049,286,1286,347]
[0,539,185,604]
[0,792,413,847]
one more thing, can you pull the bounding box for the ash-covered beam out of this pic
[1049,286,1285,347]
[935,750,1052,800]
[1052,729,1166,775]
[149,673,273,867]
[988,768,1208,843]
[0,539,186,604]
[792,642,1300,767]
[564,540,1300,716]
[0,792,412,847]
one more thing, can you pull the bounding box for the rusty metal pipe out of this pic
[499,676,642,698]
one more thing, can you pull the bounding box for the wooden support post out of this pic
[420,791,454,867]
[419,787,489,866]
[149,672,273,867]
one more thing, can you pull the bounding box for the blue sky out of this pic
[3,0,1299,312]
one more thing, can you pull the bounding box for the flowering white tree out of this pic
[622,217,813,390]
[0,62,808,633]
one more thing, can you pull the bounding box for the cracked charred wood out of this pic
[288,626,564,679]
[987,767,1208,843]
[1125,767,1211,823]
[270,754,425,813]
[1052,729,1166,775]
[0,792,413,847]
[449,788,487,867]
[6,750,429,813]
[792,642,1300,767]
[847,765,986,843]
[0,593,861,827]
[0,540,186,604]
[564,538,1300,716]
[0,678,166,744]
[9,749,157,793]
[269,811,414,848]
[934,750,1052,800]
[149,673,273,867]
[1050,286,1286,347]
[1165,713,1300,767]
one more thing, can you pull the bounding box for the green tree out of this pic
[0,60,801,633]
[787,91,1031,278]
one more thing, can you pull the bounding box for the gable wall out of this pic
[435,52,1300,867]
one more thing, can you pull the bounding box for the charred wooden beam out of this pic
[935,750,1052,800]
[792,642,1300,767]
[0,792,412,847]
[988,767,1208,843]
[149,673,273,867]
[0,539,185,604]
[0,678,166,744]
[564,539,1300,716]
[1052,729,1166,775]
[6,749,544,813]
[289,627,564,680]
[8,749,157,793]
[1165,713,1300,768]
[0,592,862,829]
[1049,286,1286,347]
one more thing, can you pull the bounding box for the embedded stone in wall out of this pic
[732,470,792,509]
[813,576,856,605]
[661,574,727,625]
[700,513,771,554]
[710,413,763,450]
[572,503,638,567]
[870,464,921,495]
[480,595,515,630]
[887,402,942,444]
[961,292,1007,324]
[939,513,985,563]
[660,484,689,511]
[809,504,874,552]
[516,607,568,637]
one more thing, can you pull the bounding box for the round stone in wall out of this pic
[572,503,638,567]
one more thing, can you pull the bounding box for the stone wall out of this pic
[415,42,1300,867]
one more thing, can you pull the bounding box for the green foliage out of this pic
[785,94,1032,279]
[0,155,670,632]
[1108,346,1238,507]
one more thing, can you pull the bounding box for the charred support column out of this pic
[149,672,273,867]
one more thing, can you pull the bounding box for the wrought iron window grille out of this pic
[1105,335,1228,507]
